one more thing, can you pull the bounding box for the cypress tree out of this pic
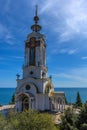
[76,102,87,129]
[75,92,82,107]
[10,93,15,104]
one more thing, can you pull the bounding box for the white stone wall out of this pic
[36,94,50,111]
[16,78,43,93]
[23,66,41,79]
[23,66,47,79]
[44,94,50,110]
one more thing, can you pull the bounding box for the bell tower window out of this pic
[29,47,35,65]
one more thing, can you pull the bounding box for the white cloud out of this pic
[0,56,23,63]
[52,48,78,55]
[60,48,78,55]
[0,23,8,37]
[59,31,74,43]
[53,73,87,83]
[10,56,23,59]
[38,0,87,42]
[81,56,87,60]
[0,23,15,45]
[51,66,87,87]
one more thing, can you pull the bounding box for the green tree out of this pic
[60,108,78,130]
[0,104,2,107]
[75,92,82,108]
[76,102,87,130]
[80,123,87,130]
[65,95,68,104]
[10,93,15,104]
[14,110,57,130]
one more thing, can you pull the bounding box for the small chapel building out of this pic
[15,6,65,112]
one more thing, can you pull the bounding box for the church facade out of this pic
[15,7,65,112]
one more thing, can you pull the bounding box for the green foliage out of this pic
[60,108,77,130]
[60,102,87,130]
[10,93,15,104]
[13,110,57,130]
[75,92,82,108]
[0,109,57,130]
[1,102,87,130]
[76,102,87,130]
[80,123,87,130]
[0,113,6,129]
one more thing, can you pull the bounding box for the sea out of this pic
[0,87,87,105]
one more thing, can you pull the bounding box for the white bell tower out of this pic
[23,5,47,79]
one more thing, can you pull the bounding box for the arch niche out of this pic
[18,92,34,111]
[19,93,29,111]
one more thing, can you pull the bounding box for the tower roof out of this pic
[31,5,42,32]
[26,6,45,41]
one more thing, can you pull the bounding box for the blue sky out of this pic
[0,0,87,88]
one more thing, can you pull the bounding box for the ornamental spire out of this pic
[34,5,39,24]
[36,5,38,16]
[31,5,42,32]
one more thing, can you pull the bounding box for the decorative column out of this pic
[29,98,31,109]
[58,98,59,111]
[59,98,61,112]
[25,48,26,66]
[54,97,56,111]
[60,98,65,112]
[56,99,58,112]
[63,99,65,111]
[27,48,29,65]
[19,100,22,112]
[55,99,57,111]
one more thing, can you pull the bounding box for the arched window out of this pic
[29,47,35,65]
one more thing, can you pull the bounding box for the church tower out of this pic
[23,5,47,81]
[15,6,54,112]
[15,6,65,112]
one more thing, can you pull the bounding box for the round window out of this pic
[26,85,30,90]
